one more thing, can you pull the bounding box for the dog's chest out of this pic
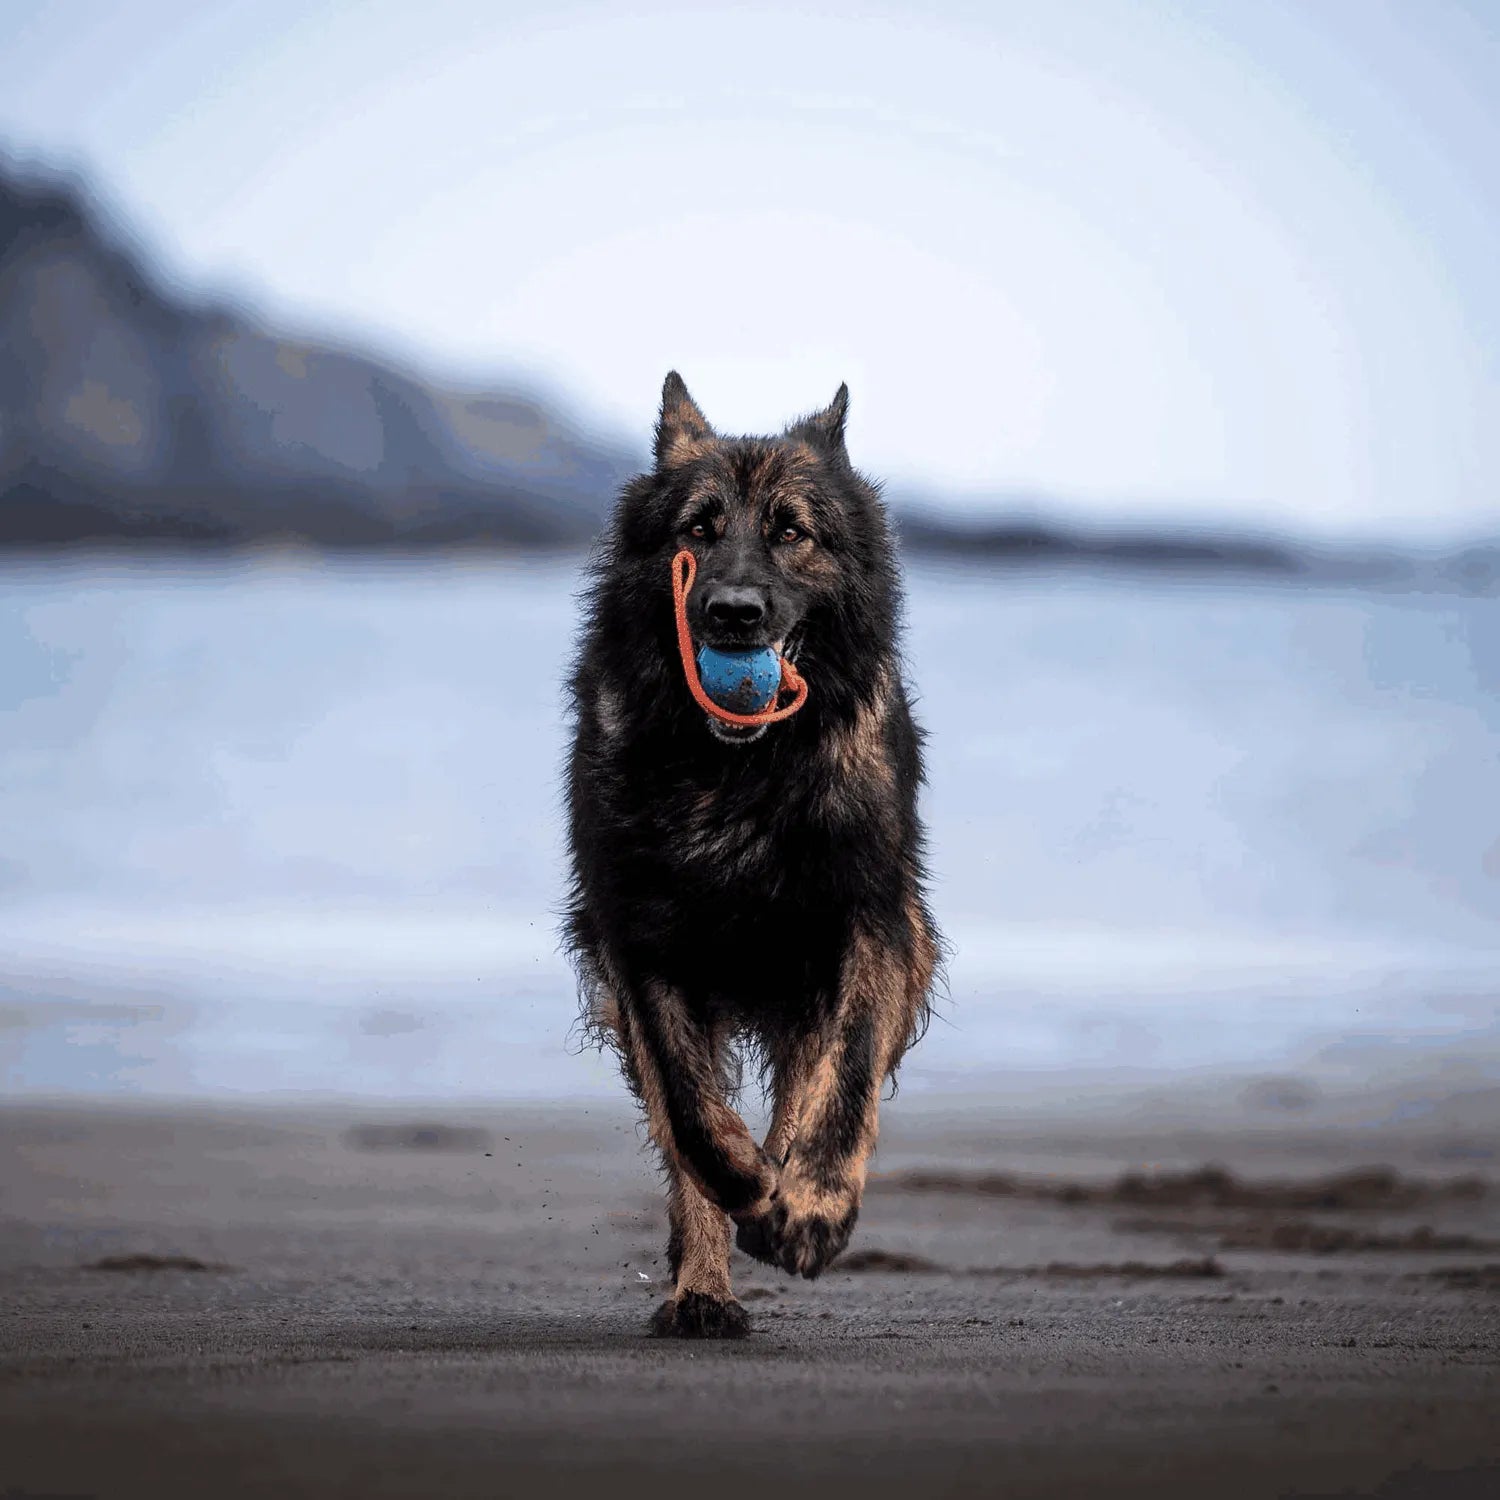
[670,785,788,882]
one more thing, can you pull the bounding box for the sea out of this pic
[3,553,1496,1115]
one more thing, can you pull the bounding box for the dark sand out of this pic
[2,1094,1497,1499]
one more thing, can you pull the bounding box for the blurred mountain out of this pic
[0,164,632,549]
[1,161,1494,590]
[892,505,1497,591]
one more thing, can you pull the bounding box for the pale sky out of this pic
[3,0,1497,540]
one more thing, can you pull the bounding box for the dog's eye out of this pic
[688,523,708,539]
[777,525,803,544]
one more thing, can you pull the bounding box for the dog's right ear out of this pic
[655,371,713,469]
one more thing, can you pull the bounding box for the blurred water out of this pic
[2,555,1497,1104]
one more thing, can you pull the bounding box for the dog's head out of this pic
[613,372,897,744]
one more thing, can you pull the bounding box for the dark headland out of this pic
[3,162,1496,594]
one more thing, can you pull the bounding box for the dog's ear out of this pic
[803,383,850,454]
[655,371,713,468]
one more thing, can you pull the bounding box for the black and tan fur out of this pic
[565,373,939,1338]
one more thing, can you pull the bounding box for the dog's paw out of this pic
[649,1291,751,1339]
[777,1200,859,1278]
[734,1188,859,1281]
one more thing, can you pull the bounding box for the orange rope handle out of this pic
[671,549,809,728]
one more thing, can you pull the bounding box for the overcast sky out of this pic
[3,0,1497,540]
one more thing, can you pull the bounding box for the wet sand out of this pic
[2,1094,1497,1499]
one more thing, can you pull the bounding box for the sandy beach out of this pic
[2,1090,1497,1500]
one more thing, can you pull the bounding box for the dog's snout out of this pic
[705,586,766,631]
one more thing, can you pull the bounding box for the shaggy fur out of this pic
[564,373,939,1337]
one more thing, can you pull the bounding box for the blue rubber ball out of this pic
[696,645,781,714]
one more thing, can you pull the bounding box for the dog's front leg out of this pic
[649,1158,747,1338]
[737,929,908,1279]
[616,979,777,1334]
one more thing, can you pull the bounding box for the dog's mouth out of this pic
[706,717,767,745]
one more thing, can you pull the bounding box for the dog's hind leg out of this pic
[761,1028,822,1167]
[739,916,935,1280]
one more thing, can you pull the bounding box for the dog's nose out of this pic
[704,586,766,631]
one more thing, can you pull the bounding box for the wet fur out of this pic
[564,374,939,1336]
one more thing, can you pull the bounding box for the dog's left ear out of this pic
[803,383,850,454]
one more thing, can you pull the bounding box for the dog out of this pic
[564,372,939,1338]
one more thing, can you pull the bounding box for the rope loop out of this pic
[671,549,809,728]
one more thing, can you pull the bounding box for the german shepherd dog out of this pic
[565,373,939,1338]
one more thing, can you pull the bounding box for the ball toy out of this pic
[694,645,782,714]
